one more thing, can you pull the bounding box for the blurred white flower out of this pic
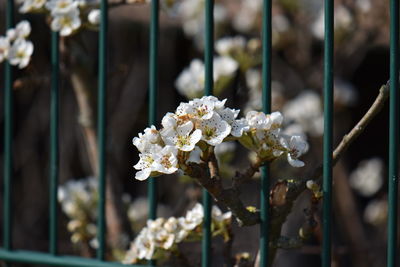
[312,5,353,40]
[272,14,290,33]
[135,228,156,260]
[51,9,82,36]
[0,37,10,63]
[46,0,79,15]
[88,9,101,25]
[212,205,232,222]
[8,38,34,69]
[356,0,372,13]
[175,57,238,99]
[15,20,32,39]
[177,0,227,46]
[233,0,262,32]
[18,0,47,13]
[350,158,384,197]
[179,203,204,231]
[364,199,387,226]
[283,90,324,136]
[215,36,246,56]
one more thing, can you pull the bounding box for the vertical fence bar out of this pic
[49,31,60,256]
[148,0,159,222]
[202,0,213,266]
[260,0,272,266]
[322,0,334,266]
[148,1,159,265]
[97,0,108,261]
[387,0,399,266]
[3,0,15,254]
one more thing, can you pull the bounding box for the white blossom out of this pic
[135,228,156,260]
[133,144,162,181]
[46,0,79,15]
[212,206,232,222]
[8,38,34,69]
[198,112,231,146]
[231,118,250,137]
[18,0,47,13]
[132,125,161,153]
[161,121,202,152]
[15,20,32,39]
[281,135,309,167]
[215,36,246,56]
[186,146,202,164]
[51,9,82,36]
[152,145,179,174]
[179,203,204,231]
[88,9,100,25]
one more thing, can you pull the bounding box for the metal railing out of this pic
[1,0,399,266]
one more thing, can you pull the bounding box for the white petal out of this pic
[287,154,305,167]
[231,118,249,137]
[135,168,152,181]
[177,121,194,136]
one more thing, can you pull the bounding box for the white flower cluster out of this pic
[17,0,100,36]
[175,57,238,99]
[133,96,308,181]
[0,20,33,69]
[123,203,231,264]
[58,177,98,245]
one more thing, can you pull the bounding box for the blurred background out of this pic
[0,0,396,266]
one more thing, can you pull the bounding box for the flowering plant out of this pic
[132,95,308,182]
[0,20,33,69]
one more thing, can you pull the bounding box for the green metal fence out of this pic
[0,0,399,266]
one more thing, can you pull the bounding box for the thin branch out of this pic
[186,82,389,237]
[266,81,389,264]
